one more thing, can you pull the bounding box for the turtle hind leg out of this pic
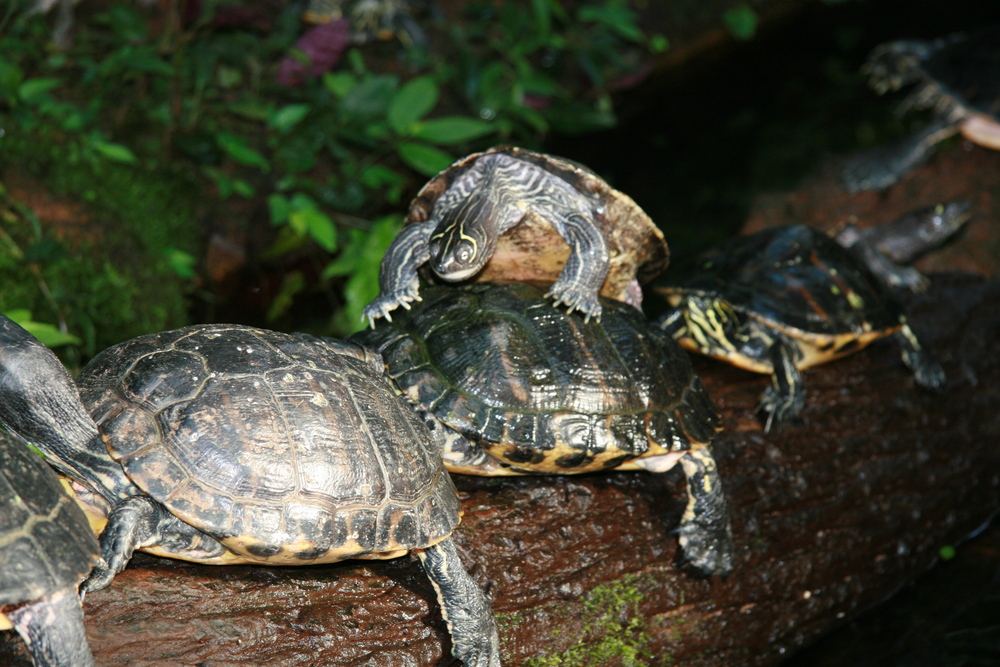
[896,323,945,389]
[758,339,805,433]
[417,537,501,667]
[7,587,95,667]
[81,495,226,594]
[676,445,734,576]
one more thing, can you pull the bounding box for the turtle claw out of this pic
[362,286,423,327]
[545,284,602,322]
[758,386,805,433]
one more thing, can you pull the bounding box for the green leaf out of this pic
[270,104,311,133]
[268,193,291,225]
[216,133,270,171]
[333,215,403,334]
[387,76,440,134]
[323,71,356,97]
[578,2,643,42]
[290,207,337,252]
[6,310,80,348]
[723,5,758,41]
[397,142,454,177]
[412,117,496,145]
[88,138,138,164]
[266,271,306,322]
[18,78,61,103]
[226,101,273,122]
[648,34,669,53]
[164,247,197,279]
[341,75,399,122]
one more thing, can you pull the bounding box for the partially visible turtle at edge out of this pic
[356,281,734,576]
[363,145,668,324]
[0,316,500,667]
[842,26,1000,193]
[654,203,964,431]
[0,431,101,667]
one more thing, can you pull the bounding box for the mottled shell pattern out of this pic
[76,325,460,564]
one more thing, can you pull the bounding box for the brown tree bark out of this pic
[1,273,998,667]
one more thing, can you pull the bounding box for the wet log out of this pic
[1,273,998,667]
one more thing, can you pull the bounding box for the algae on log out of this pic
[0,273,997,667]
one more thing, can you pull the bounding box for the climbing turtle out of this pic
[0,431,101,667]
[355,282,734,576]
[0,316,500,667]
[842,26,1000,192]
[654,220,948,431]
[363,145,668,324]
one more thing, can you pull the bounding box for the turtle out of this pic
[363,145,668,325]
[0,315,500,667]
[0,430,101,667]
[842,26,1000,193]
[654,219,949,432]
[354,281,734,576]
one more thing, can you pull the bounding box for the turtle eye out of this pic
[455,241,475,266]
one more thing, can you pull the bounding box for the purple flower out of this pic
[277,19,351,87]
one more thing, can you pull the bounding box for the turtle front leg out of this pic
[677,445,734,576]
[417,537,501,667]
[896,322,945,389]
[82,495,167,593]
[362,222,434,326]
[841,116,959,193]
[545,212,610,321]
[758,338,805,432]
[7,587,96,667]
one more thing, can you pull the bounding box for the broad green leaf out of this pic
[18,78,61,103]
[216,133,270,171]
[290,207,337,252]
[268,193,291,225]
[397,142,453,177]
[6,310,80,348]
[341,75,399,122]
[226,101,273,122]
[387,76,439,134]
[270,104,311,133]
[578,2,643,42]
[88,138,138,164]
[412,117,496,145]
[266,271,306,322]
[0,61,24,100]
[723,5,758,41]
[164,247,197,279]
[335,215,403,333]
[323,71,356,97]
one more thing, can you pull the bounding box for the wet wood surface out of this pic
[1,273,998,667]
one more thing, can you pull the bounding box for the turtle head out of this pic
[428,199,499,282]
[675,294,752,359]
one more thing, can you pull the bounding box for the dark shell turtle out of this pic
[355,281,733,576]
[842,26,1000,192]
[655,224,945,431]
[363,145,668,324]
[0,317,499,667]
[0,431,101,667]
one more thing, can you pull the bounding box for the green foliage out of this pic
[723,5,758,42]
[0,1,664,340]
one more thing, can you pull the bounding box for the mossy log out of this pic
[1,273,997,667]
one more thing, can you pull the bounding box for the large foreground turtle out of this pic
[0,431,101,667]
[363,146,668,324]
[842,26,1000,192]
[0,316,500,667]
[655,221,947,431]
[356,282,734,576]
